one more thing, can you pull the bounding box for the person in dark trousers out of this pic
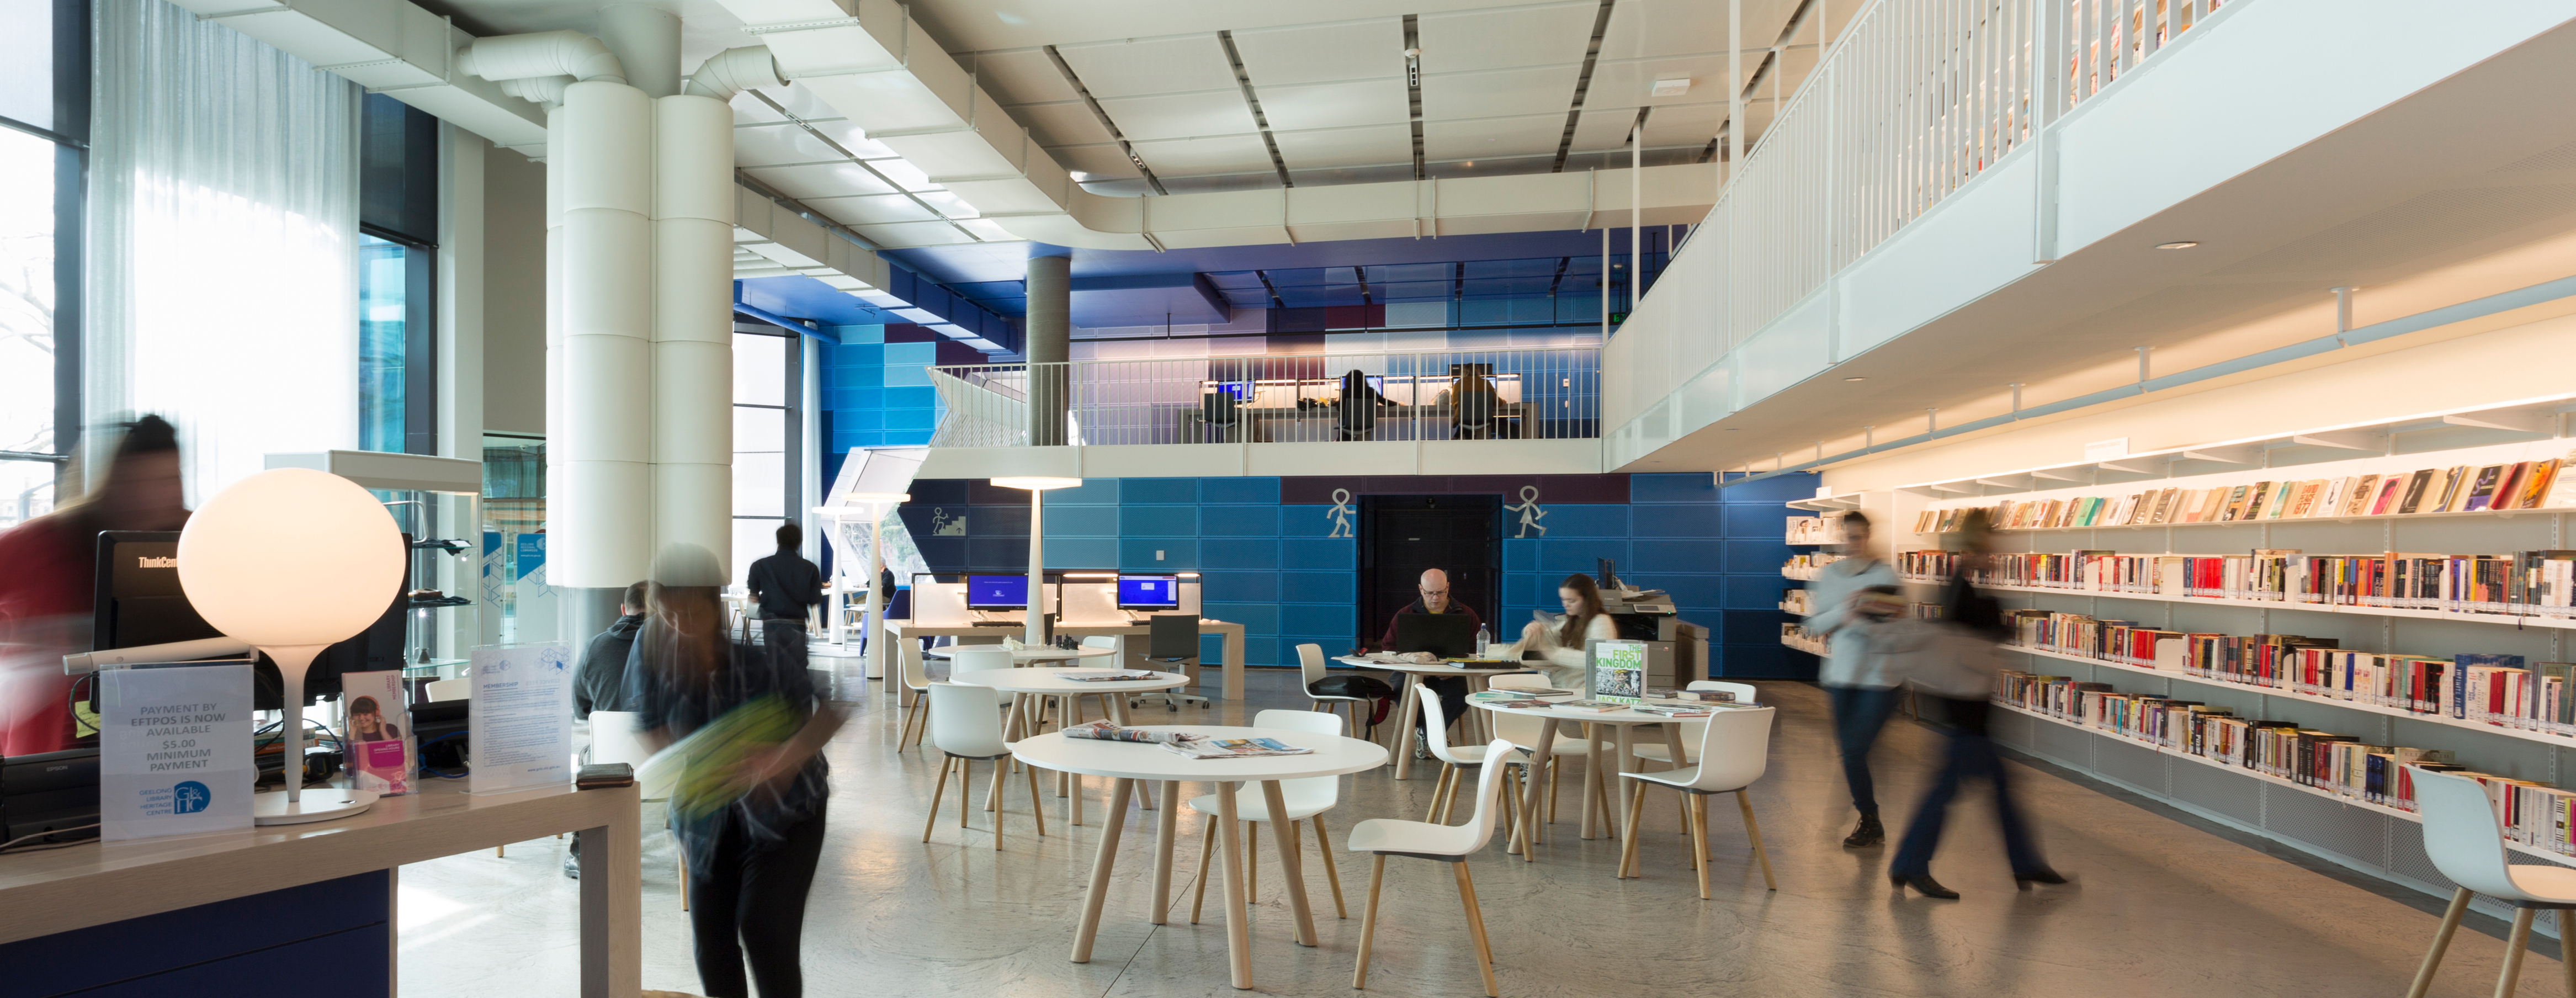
[629,544,842,998]
[1883,508,2063,899]
[1378,569,1484,759]
[1800,512,1904,848]
[746,523,824,680]
[574,581,650,720]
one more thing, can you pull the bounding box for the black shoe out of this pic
[1842,814,1884,849]
[1889,872,1958,899]
[2014,867,2069,889]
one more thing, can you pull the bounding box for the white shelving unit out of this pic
[1892,577,2576,632]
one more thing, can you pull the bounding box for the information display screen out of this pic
[966,575,1029,610]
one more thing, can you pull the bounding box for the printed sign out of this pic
[469,642,574,795]
[1586,640,1649,702]
[100,663,255,841]
[341,670,415,796]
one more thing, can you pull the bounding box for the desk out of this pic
[0,780,642,997]
[1009,726,1388,990]
[927,645,1118,666]
[888,619,1249,701]
[1334,657,1535,779]
[1470,698,1685,859]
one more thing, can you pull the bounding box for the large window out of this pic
[357,93,436,455]
[732,325,803,585]
[0,0,86,530]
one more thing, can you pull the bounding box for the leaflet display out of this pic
[99,662,256,841]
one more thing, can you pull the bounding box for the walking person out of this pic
[1882,509,2063,899]
[747,523,824,678]
[1800,512,1903,848]
[628,544,843,997]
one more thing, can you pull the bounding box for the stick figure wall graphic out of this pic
[1507,485,1548,538]
[1325,489,1356,538]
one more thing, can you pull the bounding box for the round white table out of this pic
[951,667,1191,824]
[1470,697,1691,859]
[926,645,1118,664]
[1335,656,1536,779]
[1009,726,1390,990]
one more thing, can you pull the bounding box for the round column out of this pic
[652,92,737,569]
[552,79,655,599]
[1025,250,1070,445]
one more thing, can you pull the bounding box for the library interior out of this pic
[12,1,2576,996]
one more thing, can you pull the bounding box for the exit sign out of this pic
[1608,312,1628,323]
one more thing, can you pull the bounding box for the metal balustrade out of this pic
[929,348,1603,448]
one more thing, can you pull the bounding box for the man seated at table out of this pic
[1378,569,1484,760]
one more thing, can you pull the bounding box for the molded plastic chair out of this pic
[1188,710,1350,922]
[2403,766,2576,998]
[1617,705,1777,898]
[1484,672,1592,827]
[423,677,469,702]
[1420,693,1525,829]
[921,682,1045,849]
[1144,613,1209,711]
[1298,643,1374,735]
[1633,681,1760,766]
[1348,740,1515,997]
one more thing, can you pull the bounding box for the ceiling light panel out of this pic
[1416,2,1598,72]
[810,193,943,225]
[1091,90,1261,142]
[1122,134,1278,175]
[1004,100,1120,148]
[963,48,1083,105]
[1229,18,1405,86]
[1597,0,1781,60]
[1054,36,1240,98]
[1422,114,1568,161]
[1252,79,1411,131]
[741,162,900,200]
[1269,124,1414,169]
[1589,56,1728,105]
[912,189,982,219]
[1639,101,1727,146]
[1568,106,1643,152]
[861,157,943,193]
[731,125,852,168]
[1419,65,1584,121]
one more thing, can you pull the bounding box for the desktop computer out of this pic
[965,574,1028,626]
[1115,574,1179,622]
[93,531,407,710]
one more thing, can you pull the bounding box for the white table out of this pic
[1335,656,1536,779]
[1470,697,1688,858]
[888,618,1250,700]
[926,645,1119,665]
[1008,726,1390,990]
[951,667,1191,824]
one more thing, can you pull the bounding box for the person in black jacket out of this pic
[574,581,649,720]
[746,523,824,678]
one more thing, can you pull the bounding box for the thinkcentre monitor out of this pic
[965,574,1029,611]
[1116,574,1180,611]
[93,530,407,709]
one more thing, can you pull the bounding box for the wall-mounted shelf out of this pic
[1786,495,1864,512]
[1913,503,2573,537]
[1895,577,2576,631]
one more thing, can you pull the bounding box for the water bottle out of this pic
[1475,625,1492,658]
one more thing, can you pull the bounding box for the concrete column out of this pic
[652,92,736,571]
[551,79,655,642]
[1025,247,1070,445]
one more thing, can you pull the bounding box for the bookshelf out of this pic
[1891,577,2576,633]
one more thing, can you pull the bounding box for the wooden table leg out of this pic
[1392,675,1422,780]
[1151,780,1181,924]
[575,790,643,998]
[1217,782,1255,989]
[1612,725,1637,841]
[1070,777,1135,963]
[1261,780,1320,948]
[1511,718,1559,861]
[1111,697,1155,811]
[1579,725,1605,840]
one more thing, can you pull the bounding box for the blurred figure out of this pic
[1336,369,1385,442]
[573,580,649,720]
[1883,509,2062,899]
[746,522,822,678]
[0,416,188,756]
[1800,512,1903,848]
[627,544,842,998]
[1502,573,1618,691]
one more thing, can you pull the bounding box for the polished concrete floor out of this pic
[396,659,2570,997]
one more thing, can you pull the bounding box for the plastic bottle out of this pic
[1475,625,1492,658]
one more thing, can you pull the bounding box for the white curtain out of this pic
[85,0,359,503]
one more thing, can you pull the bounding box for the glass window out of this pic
[0,123,57,529]
[732,327,799,584]
[358,234,409,453]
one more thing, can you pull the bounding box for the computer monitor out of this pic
[93,530,406,710]
[1116,574,1180,611]
[965,574,1029,611]
[1217,381,1253,402]
[1392,613,1479,659]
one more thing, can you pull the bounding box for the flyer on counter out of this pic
[339,669,416,796]
[469,642,573,795]
[99,662,256,841]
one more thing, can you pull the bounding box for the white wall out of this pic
[481,150,546,436]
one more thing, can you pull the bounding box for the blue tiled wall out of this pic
[897,470,1819,678]
[818,326,947,455]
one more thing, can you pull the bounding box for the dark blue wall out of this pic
[0,872,388,997]
[895,470,1818,678]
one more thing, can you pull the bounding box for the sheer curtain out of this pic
[85,0,359,502]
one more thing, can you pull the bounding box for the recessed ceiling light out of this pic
[1651,78,1692,97]
[1844,376,1866,382]
[2155,241,2200,250]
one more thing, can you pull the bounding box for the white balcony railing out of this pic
[930,348,1602,448]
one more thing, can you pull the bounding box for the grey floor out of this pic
[395,660,2568,997]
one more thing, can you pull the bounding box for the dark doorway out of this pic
[1358,494,1501,651]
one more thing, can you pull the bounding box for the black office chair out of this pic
[1142,613,1211,711]
[1202,391,1241,443]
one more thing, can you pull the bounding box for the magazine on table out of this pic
[1555,700,1630,713]
[1469,687,1576,700]
[1161,735,1314,760]
[1062,720,1186,744]
[1059,671,1165,683]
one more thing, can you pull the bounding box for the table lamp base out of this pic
[252,787,378,826]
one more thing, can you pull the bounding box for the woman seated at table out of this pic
[1497,573,1617,689]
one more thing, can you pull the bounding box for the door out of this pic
[1358,494,1501,651]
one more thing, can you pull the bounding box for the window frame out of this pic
[0,0,91,521]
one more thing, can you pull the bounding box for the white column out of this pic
[439,124,486,660]
[651,92,736,569]
[1025,490,1047,646]
[552,80,655,592]
[597,4,681,98]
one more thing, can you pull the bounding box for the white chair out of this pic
[1485,673,1596,830]
[588,711,692,910]
[2403,766,2576,998]
[1420,693,1524,829]
[1632,681,1759,766]
[1348,740,1515,997]
[1616,705,1777,898]
[921,682,1045,849]
[1297,643,1374,737]
[423,677,469,702]
[1188,709,1351,922]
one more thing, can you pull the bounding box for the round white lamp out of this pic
[179,468,406,825]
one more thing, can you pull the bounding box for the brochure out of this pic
[1162,736,1314,760]
[1059,671,1166,683]
[339,669,415,796]
[1062,720,1185,744]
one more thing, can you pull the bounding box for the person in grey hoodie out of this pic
[1799,511,1904,848]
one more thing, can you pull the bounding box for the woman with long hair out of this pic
[1506,572,1619,689]
[625,544,843,998]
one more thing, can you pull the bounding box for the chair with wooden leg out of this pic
[1630,681,1759,768]
[1186,709,1351,922]
[1419,693,1522,830]
[2403,766,2576,998]
[1296,643,1376,739]
[920,683,1047,849]
[1617,705,1777,898]
[1349,740,1516,997]
[1485,673,1592,832]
